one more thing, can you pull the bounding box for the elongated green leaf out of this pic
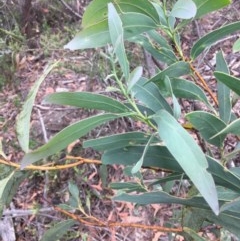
[103,145,240,193]
[149,62,190,86]
[0,172,14,216]
[182,208,209,238]
[81,0,109,28]
[152,2,167,26]
[102,145,183,172]
[230,167,240,178]
[164,76,181,119]
[155,77,212,108]
[108,3,129,79]
[114,190,212,209]
[115,189,240,237]
[21,113,125,168]
[131,78,173,114]
[40,219,77,241]
[168,16,177,30]
[129,34,177,65]
[65,20,110,50]
[43,92,129,113]
[186,111,227,147]
[217,187,240,201]
[82,0,159,28]
[216,51,229,74]
[83,132,156,151]
[115,0,159,23]
[171,0,197,19]
[0,171,27,217]
[123,166,142,179]
[212,119,240,137]
[127,66,143,92]
[207,156,240,193]
[150,173,187,186]
[191,21,240,59]
[16,62,59,153]
[192,0,231,19]
[214,71,240,96]
[65,12,157,50]
[68,182,80,203]
[220,197,240,213]
[110,182,146,193]
[216,51,231,123]
[147,30,175,50]
[183,227,208,240]
[205,211,240,237]
[182,192,240,236]
[153,110,219,214]
[114,12,159,38]
[172,78,212,107]
[115,186,239,206]
[233,38,240,53]
[131,135,155,174]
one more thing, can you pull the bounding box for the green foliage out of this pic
[192,0,231,19]
[154,110,219,213]
[21,113,128,168]
[16,62,59,153]
[1,0,240,239]
[214,71,240,96]
[64,0,159,50]
[186,111,227,147]
[0,171,28,216]
[43,91,129,113]
[216,51,231,123]
[191,21,240,59]
[170,0,197,19]
[39,219,77,241]
[233,38,240,53]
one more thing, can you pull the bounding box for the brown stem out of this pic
[55,205,183,233]
[0,157,101,171]
[0,157,182,234]
[189,62,218,106]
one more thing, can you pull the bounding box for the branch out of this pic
[58,0,82,19]
[3,207,55,217]
[54,205,183,234]
[189,62,218,106]
[0,156,101,171]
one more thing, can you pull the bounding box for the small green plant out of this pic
[1,0,240,240]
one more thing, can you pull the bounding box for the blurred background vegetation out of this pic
[0,0,89,89]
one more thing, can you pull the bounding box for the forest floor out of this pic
[0,1,240,241]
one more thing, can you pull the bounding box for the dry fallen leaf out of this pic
[67,139,81,153]
[120,215,143,223]
[152,232,165,241]
[151,204,162,217]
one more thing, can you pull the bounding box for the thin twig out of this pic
[54,205,183,233]
[58,0,82,19]
[0,156,173,173]
[34,104,77,111]
[194,20,201,39]
[37,108,49,207]
[3,208,55,217]
[189,62,218,106]
[0,157,101,171]
[37,108,48,143]
[0,156,181,234]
